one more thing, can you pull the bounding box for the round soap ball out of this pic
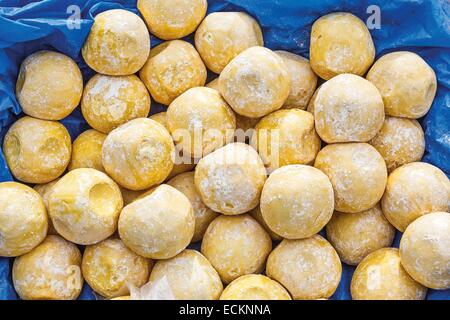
[82,9,150,76]
[102,118,175,191]
[314,143,387,213]
[260,165,334,239]
[3,116,72,184]
[400,212,450,289]
[219,46,291,118]
[81,74,151,133]
[69,129,107,172]
[137,0,207,40]
[139,40,207,105]
[119,184,194,259]
[48,168,123,245]
[381,162,450,232]
[194,143,267,215]
[326,204,396,265]
[310,12,375,80]
[195,12,264,74]
[367,51,437,119]
[0,182,47,257]
[266,235,342,300]
[16,50,83,120]
[12,235,83,300]
[206,78,220,91]
[249,206,282,241]
[220,274,291,300]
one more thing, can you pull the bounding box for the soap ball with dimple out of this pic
[69,129,107,172]
[33,179,60,235]
[16,50,83,120]
[82,9,150,76]
[249,206,283,241]
[220,274,291,300]
[3,116,72,184]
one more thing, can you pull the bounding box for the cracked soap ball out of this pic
[3,116,71,184]
[367,51,437,119]
[16,50,83,120]
[12,235,83,300]
[195,12,264,74]
[266,235,341,300]
[381,162,450,232]
[69,129,107,172]
[314,143,387,213]
[102,118,175,191]
[314,74,384,143]
[139,40,207,105]
[82,9,150,76]
[167,87,236,158]
[351,248,427,300]
[48,168,123,245]
[400,212,450,289]
[81,74,151,133]
[219,46,291,118]
[137,0,207,40]
[326,204,396,265]
[260,165,334,239]
[220,275,291,300]
[201,215,272,284]
[0,182,47,257]
[194,143,267,215]
[118,184,194,259]
[310,12,375,80]
[82,238,152,298]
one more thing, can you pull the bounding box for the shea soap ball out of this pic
[69,129,107,172]
[315,143,387,213]
[219,46,291,118]
[314,74,384,143]
[310,12,375,80]
[82,9,150,75]
[367,51,437,118]
[195,12,264,74]
[0,182,47,257]
[220,275,291,300]
[119,184,194,259]
[400,212,450,289]
[194,143,267,215]
[249,207,282,241]
[81,74,151,133]
[48,168,123,245]
[16,50,83,120]
[102,118,175,190]
[13,235,83,300]
[351,248,427,300]
[266,235,342,300]
[3,116,71,184]
[139,40,207,105]
[381,162,449,231]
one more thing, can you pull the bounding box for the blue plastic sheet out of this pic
[0,0,449,300]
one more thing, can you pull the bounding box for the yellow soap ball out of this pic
[220,274,291,300]
[260,165,334,239]
[12,235,83,300]
[137,0,207,40]
[381,162,449,232]
[102,118,175,191]
[82,238,152,298]
[400,212,450,289]
[314,143,387,213]
[201,214,272,284]
[48,168,123,245]
[69,129,107,172]
[194,143,267,215]
[139,40,207,105]
[266,235,342,300]
[195,12,264,74]
[206,78,220,91]
[326,204,396,265]
[306,85,321,114]
[16,50,83,120]
[33,179,60,235]
[367,51,437,118]
[351,248,427,300]
[3,116,72,184]
[119,184,194,259]
[249,206,283,241]
[219,46,291,118]
[310,12,375,80]
[119,187,150,206]
[82,9,150,76]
